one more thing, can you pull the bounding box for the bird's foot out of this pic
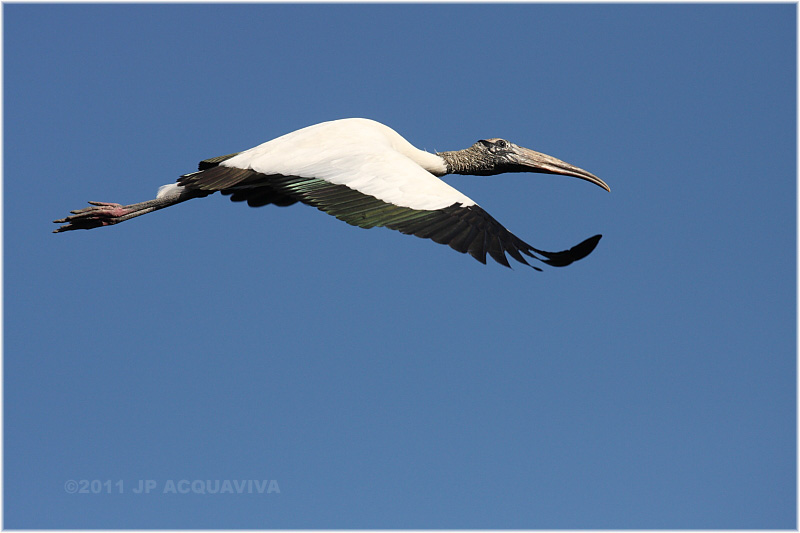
[52,201,133,232]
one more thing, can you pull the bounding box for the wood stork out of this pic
[53,118,609,269]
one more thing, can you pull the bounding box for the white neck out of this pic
[403,149,449,176]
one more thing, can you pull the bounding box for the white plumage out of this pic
[218,119,473,211]
[156,182,184,199]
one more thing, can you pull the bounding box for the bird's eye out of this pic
[478,139,511,153]
[490,139,512,153]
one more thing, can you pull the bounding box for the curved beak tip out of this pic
[514,147,609,192]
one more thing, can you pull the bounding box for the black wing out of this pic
[178,160,601,269]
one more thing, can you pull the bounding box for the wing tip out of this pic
[535,234,603,267]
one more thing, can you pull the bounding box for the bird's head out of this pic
[439,138,610,192]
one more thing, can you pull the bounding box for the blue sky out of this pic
[4,3,795,528]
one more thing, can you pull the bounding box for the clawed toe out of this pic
[66,201,123,215]
[52,201,129,232]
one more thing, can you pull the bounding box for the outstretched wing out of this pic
[178,156,600,269]
[178,120,599,268]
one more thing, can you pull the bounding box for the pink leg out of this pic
[53,191,202,233]
[53,201,143,232]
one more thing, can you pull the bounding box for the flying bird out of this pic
[53,118,609,269]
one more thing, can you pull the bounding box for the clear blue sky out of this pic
[4,3,795,528]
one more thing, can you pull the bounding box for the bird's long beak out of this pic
[512,146,610,192]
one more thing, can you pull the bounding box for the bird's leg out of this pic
[53,187,202,233]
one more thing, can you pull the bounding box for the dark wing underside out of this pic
[177,157,601,269]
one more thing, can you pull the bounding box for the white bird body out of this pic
[215,118,471,211]
[56,118,609,269]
